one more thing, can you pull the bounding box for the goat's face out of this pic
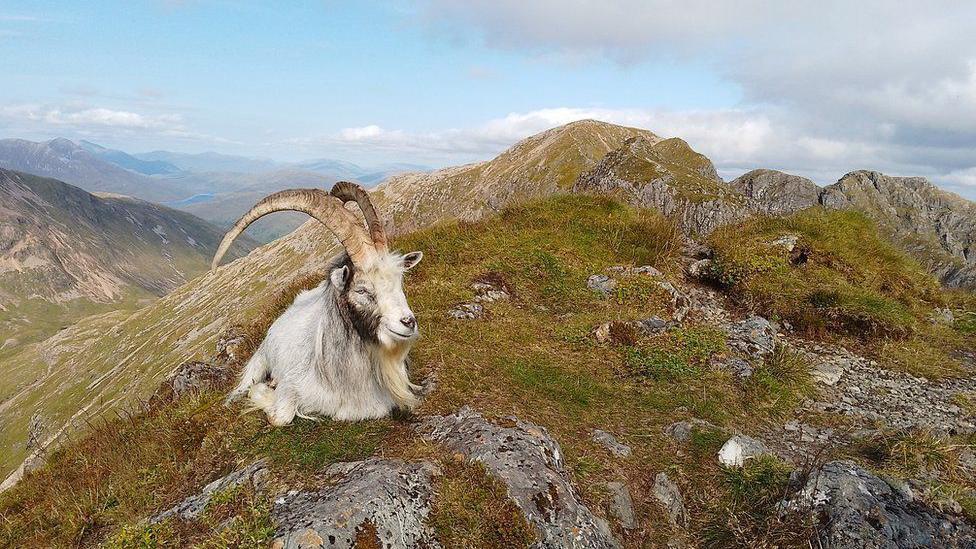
[332,251,424,349]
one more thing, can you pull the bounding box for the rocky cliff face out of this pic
[820,171,976,288]
[574,136,751,235]
[730,169,821,215]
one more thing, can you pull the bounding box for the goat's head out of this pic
[211,182,424,350]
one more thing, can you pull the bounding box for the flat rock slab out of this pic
[783,460,976,548]
[419,407,620,549]
[271,459,439,549]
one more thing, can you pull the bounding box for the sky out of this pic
[2,1,976,198]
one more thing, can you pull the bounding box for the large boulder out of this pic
[782,460,976,548]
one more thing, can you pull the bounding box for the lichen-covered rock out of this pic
[635,316,671,335]
[472,280,511,303]
[419,407,620,548]
[152,460,268,523]
[605,481,636,530]
[710,355,754,378]
[587,274,618,296]
[271,459,439,549]
[157,360,233,402]
[782,461,976,548]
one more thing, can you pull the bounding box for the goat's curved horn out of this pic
[211,188,375,270]
[330,181,388,253]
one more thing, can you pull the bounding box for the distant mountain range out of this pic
[0,168,257,355]
[0,137,432,242]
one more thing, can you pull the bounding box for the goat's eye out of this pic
[355,288,369,295]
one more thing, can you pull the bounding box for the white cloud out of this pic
[0,104,184,131]
[416,1,976,198]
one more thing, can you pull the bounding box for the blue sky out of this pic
[2,1,976,197]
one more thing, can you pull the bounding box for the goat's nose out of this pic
[400,315,416,330]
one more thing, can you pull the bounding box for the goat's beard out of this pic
[374,343,421,410]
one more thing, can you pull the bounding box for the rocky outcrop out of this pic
[782,461,976,548]
[574,136,752,236]
[730,169,821,215]
[820,170,976,288]
[271,459,440,549]
[419,407,620,548]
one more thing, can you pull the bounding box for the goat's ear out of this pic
[330,265,351,290]
[401,251,423,271]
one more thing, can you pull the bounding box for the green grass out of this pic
[700,456,810,548]
[624,325,726,380]
[744,345,815,419]
[705,208,974,379]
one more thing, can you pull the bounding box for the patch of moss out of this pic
[428,458,535,548]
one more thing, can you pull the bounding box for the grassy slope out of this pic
[704,208,976,379]
[0,196,821,547]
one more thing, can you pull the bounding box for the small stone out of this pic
[717,435,769,467]
[652,472,687,527]
[448,303,484,320]
[471,281,510,303]
[636,316,670,335]
[592,429,631,458]
[771,234,799,252]
[605,481,636,529]
[586,274,617,295]
[632,265,663,277]
[726,316,777,356]
[930,307,954,325]
[593,322,612,344]
[712,356,754,378]
[686,258,713,279]
[664,419,719,443]
[810,360,845,385]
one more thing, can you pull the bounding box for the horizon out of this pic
[2,2,976,199]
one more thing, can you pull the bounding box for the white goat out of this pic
[212,183,424,425]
